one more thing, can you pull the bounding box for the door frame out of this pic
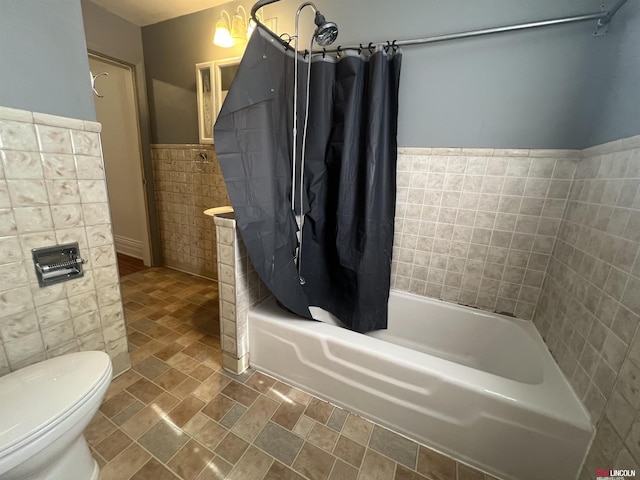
[88,51,160,266]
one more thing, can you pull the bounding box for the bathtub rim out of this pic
[249,290,594,433]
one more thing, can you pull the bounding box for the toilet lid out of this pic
[0,351,112,456]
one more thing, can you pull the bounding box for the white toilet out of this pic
[0,351,112,480]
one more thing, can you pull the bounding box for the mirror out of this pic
[196,57,241,144]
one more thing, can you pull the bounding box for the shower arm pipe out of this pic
[250,0,629,53]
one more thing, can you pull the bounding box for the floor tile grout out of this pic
[87,267,497,480]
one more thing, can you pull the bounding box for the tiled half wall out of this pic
[0,105,130,377]
[533,136,640,475]
[151,144,230,279]
[392,147,578,320]
[214,214,270,374]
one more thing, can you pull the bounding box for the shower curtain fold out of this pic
[214,33,312,320]
[215,28,401,333]
[300,52,402,332]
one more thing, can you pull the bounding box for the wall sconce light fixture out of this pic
[231,6,248,46]
[213,10,234,47]
[214,6,249,48]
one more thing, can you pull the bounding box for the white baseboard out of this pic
[114,235,143,259]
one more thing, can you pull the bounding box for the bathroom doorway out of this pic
[89,54,153,266]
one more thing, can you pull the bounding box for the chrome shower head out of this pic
[313,11,338,46]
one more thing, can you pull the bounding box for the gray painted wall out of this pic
[82,0,144,67]
[269,0,613,149]
[0,0,95,121]
[81,0,150,156]
[142,2,252,144]
[142,0,636,149]
[81,0,152,163]
[586,0,640,147]
[81,0,162,266]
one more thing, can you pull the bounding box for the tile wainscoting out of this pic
[0,105,130,376]
[532,136,640,476]
[392,140,640,474]
[163,144,581,323]
[392,147,579,320]
[151,144,230,280]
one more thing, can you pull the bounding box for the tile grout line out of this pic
[92,267,496,480]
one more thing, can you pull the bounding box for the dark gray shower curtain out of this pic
[215,28,401,333]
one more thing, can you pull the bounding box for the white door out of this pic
[89,55,151,265]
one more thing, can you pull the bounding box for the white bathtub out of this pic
[248,290,594,480]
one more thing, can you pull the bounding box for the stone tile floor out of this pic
[87,267,498,480]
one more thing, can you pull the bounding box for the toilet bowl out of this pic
[0,351,112,480]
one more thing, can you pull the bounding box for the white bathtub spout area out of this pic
[249,290,594,480]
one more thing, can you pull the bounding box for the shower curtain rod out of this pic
[250,0,629,54]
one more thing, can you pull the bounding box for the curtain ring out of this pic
[322,48,326,58]
[368,42,374,54]
[385,40,392,53]
[337,46,342,57]
[303,49,309,60]
[280,33,293,51]
[358,43,363,54]
[392,40,398,52]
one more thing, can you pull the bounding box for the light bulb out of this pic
[213,12,234,48]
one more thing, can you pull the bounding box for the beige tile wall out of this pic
[209,139,640,475]
[392,147,578,320]
[151,144,230,280]
[0,105,130,377]
[532,136,640,476]
[214,214,270,374]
